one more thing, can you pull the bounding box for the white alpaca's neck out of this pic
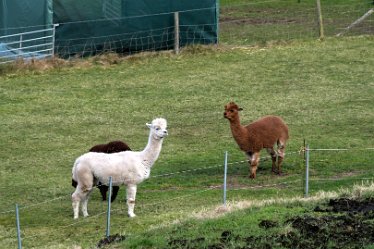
[140,132,164,168]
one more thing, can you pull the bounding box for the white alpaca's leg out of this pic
[81,188,93,217]
[72,182,92,219]
[72,190,85,219]
[126,184,137,218]
[73,166,94,219]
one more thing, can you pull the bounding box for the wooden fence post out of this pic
[336,9,374,37]
[174,12,180,54]
[316,0,325,40]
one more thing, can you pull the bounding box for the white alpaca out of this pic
[71,118,168,219]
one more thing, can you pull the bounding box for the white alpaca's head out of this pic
[146,118,168,140]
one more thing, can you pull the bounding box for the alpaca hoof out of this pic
[128,213,136,218]
[249,174,256,179]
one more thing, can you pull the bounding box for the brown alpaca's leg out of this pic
[98,184,109,201]
[277,141,286,175]
[247,152,260,179]
[111,186,120,203]
[266,148,277,174]
[277,156,284,175]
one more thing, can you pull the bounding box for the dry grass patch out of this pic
[191,182,374,220]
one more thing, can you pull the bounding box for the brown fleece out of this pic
[89,140,131,153]
[224,102,289,178]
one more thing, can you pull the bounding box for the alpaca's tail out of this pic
[71,156,96,190]
[72,179,78,188]
[71,158,81,188]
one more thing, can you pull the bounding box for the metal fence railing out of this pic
[0,25,57,64]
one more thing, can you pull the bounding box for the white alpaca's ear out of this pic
[146,123,152,128]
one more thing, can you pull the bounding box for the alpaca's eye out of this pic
[230,110,234,113]
[155,127,160,131]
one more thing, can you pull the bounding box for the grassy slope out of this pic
[122,184,374,249]
[0,36,373,248]
[219,0,374,44]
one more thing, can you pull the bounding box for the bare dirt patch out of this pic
[282,198,374,248]
[168,198,374,249]
[96,234,126,248]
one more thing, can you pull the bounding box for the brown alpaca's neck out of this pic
[229,117,249,150]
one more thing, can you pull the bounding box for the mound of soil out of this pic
[97,234,125,248]
[168,198,374,249]
[315,197,374,213]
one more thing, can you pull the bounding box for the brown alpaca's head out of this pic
[223,102,243,121]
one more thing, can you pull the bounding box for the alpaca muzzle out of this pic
[162,130,168,137]
[157,130,168,139]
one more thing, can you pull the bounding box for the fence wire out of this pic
[0,1,373,247]
[1,146,373,248]
[1,0,372,61]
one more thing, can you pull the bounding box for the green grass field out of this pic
[220,0,374,44]
[0,35,373,248]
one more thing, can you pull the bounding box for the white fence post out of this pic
[106,176,113,238]
[16,204,22,249]
[304,145,310,198]
[52,24,59,57]
[223,151,228,206]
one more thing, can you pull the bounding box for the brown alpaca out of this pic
[71,140,131,202]
[223,102,289,179]
[89,140,131,154]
